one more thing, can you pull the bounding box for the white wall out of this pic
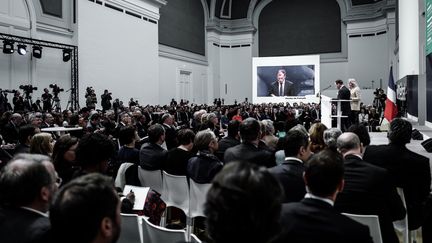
[77,0,160,107]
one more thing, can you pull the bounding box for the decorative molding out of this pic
[159,44,208,66]
[206,18,255,34]
[36,22,74,36]
[106,0,166,20]
[343,0,396,23]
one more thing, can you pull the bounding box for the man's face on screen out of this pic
[277,71,285,83]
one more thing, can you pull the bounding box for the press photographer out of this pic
[101,89,112,112]
[85,87,97,110]
[0,89,15,113]
[372,88,386,115]
[50,84,64,112]
[19,84,37,112]
[41,88,52,112]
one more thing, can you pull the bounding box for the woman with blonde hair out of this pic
[30,132,54,156]
[308,123,328,153]
[348,78,361,124]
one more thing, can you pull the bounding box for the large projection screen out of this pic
[252,55,320,104]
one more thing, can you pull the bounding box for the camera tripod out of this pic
[65,88,78,112]
[52,96,61,113]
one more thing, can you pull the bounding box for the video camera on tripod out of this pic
[19,85,37,97]
[0,89,17,94]
[49,84,64,98]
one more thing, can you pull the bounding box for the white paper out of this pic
[123,185,150,211]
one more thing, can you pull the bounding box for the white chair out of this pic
[394,187,419,243]
[342,213,383,243]
[189,180,211,218]
[115,162,134,190]
[161,171,190,216]
[141,216,186,243]
[137,167,163,194]
[190,233,202,243]
[118,214,143,243]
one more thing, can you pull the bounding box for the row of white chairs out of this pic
[119,213,202,243]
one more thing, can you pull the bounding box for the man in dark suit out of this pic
[139,124,168,170]
[224,118,275,168]
[0,154,59,243]
[363,118,432,242]
[335,79,351,131]
[216,120,240,161]
[161,113,178,150]
[1,113,23,144]
[274,149,373,243]
[268,129,311,203]
[335,132,406,243]
[268,69,296,97]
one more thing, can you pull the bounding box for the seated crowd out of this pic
[0,96,431,243]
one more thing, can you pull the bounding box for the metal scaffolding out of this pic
[0,32,79,111]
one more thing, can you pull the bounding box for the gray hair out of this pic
[261,119,275,136]
[323,128,342,149]
[194,129,216,151]
[337,132,360,153]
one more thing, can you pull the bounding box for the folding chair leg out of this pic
[186,216,192,241]
[160,210,167,227]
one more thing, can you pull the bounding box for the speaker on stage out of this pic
[421,138,432,152]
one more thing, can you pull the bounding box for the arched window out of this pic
[258,0,341,57]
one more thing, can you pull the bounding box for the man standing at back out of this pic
[0,154,59,243]
[274,149,373,243]
[335,79,351,131]
[364,118,432,242]
[224,118,275,167]
[335,132,405,243]
[268,129,311,203]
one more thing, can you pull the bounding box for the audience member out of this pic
[187,129,223,183]
[164,128,195,175]
[308,122,327,153]
[0,154,59,243]
[52,135,79,186]
[30,132,53,156]
[139,124,168,170]
[2,113,22,144]
[14,124,39,155]
[269,129,311,203]
[117,126,140,165]
[49,173,121,243]
[161,113,178,150]
[224,118,275,167]
[323,127,342,151]
[74,133,115,177]
[335,132,405,243]
[364,118,432,242]
[204,161,283,243]
[274,149,373,243]
[260,119,278,151]
[216,120,240,161]
[347,123,371,148]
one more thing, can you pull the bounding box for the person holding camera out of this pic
[85,87,97,110]
[101,89,112,112]
[12,91,24,113]
[41,88,52,112]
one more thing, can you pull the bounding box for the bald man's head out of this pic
[337,132,361,155]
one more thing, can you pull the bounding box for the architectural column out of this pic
[398,0,419,78]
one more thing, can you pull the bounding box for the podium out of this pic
[321,95,350,129]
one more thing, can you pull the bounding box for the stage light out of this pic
[32,45,42,59]
[17,44,27,55]
[2,40,14,54]
[62,49,71,62]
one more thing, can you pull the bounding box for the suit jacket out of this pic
[224,142,276,168]
[187,151,223,183]
[216,136,240,161]
[268,80,296,96]
[163,124,177,150]
[337,85,351,115]
[334,154,406,243]
[139,142,168,170]
[268,158,306,203]
[274,198,373,243]
[363,144,431,230]
[0,206,50,243]
[2,121,19,144]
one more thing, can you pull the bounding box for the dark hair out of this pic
[18,124,38,145]
[347,124,370,146]
[388,118,412,145]
[177,128,195,145]
[147,124,165,143]
[204,161,283,243]
[335,79,343,85]
[239,118,260,142]
[50,173,119,243]
[75,133,115,167]
[0,154,53,206]
[284,129,309,157]
[305,149,344,197]
[227,120,240,138]
[52,135,79,171]
[119,126,136,145]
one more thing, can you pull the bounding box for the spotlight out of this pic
[62,49,71,62]
[2,40,14,54]
[17,44,27,55]
[32,46,42,59]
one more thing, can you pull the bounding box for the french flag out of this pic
[384,66,398,121]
